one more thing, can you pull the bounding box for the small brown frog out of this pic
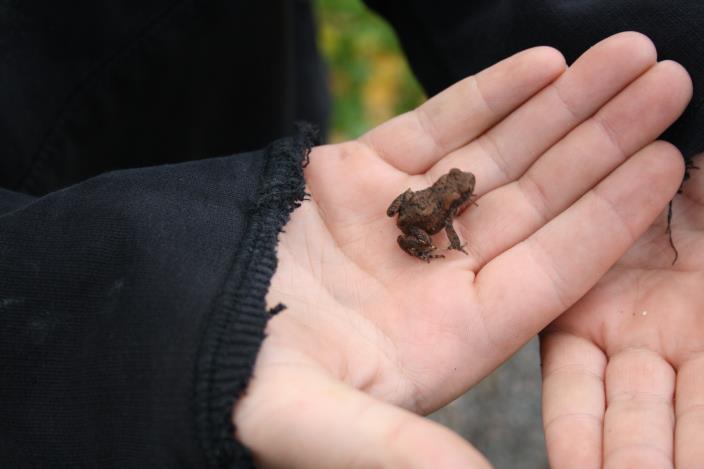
[387,168,475,262]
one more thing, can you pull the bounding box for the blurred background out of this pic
[316,0,424,142]
[315,1,548,467]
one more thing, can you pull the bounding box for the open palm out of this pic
[542,155,704,469]
[234,33,692,468]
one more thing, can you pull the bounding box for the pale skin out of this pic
[233,32,693,468]
[541,151,704,469]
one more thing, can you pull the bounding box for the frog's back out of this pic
[397,188,446,235]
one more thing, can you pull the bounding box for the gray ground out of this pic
[429,337,548,469]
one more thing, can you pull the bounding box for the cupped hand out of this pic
[541,157,704,468]
[234,32,692,468]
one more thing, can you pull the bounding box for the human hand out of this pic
[235,32,691,468]
[541,152,703,468]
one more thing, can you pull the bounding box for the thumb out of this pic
[234,366,491,468]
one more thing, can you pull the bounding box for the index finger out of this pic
[359,47,566,175]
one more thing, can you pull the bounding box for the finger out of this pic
[602,348,675,468]
[675,354,704,467]
[430,31,657,193]
[360,46,566,175]
[474,141,684,355]
[235,367,490,468]
[458,60,692,266]
[541,331,606,469]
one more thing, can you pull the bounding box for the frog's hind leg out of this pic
[445,221,468,255]
[397,226,444,262]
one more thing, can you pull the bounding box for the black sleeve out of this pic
[0,127,315,468]
[365,0,704,162]
[1,0,328,196]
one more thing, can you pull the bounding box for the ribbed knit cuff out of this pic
[193,124,318,468]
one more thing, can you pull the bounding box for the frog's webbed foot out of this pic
[444,222,468,255]
[419,252,445,263]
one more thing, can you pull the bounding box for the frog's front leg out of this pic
[397,226,444,262]
[386,189,413,217]
[444,221,468,255]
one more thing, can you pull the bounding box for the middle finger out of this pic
[602,348,675,468]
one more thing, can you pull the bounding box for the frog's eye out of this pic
[442,192,461,210]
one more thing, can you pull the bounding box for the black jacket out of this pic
[1,1,702,467]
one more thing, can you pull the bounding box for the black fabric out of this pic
[366,0,704,166]
[1,2,326,466]
[0,126,314,468]
[0,0,328,196]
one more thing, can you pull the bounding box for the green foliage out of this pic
[315,0,426,142]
